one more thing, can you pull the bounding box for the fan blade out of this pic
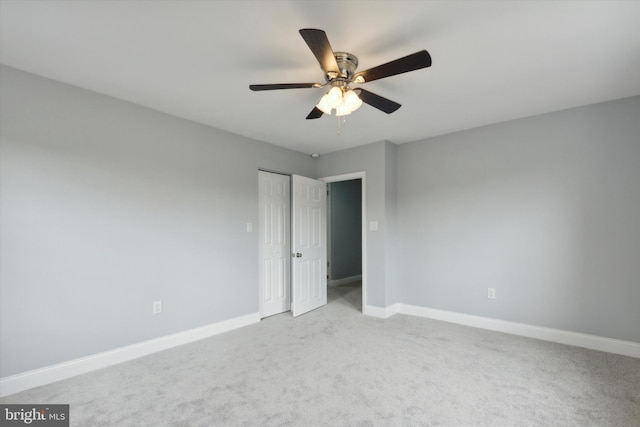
[357,89,401,114]
[306,107,324,120]
[354,50,431,83]
[299,29,339,75]
[250,83,320,91]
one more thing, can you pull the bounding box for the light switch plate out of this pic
[153,300,162,314]
[369,221,378,231]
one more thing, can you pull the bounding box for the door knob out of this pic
[294,253,302,258]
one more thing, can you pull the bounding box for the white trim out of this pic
[320,172,365,183]
[0,312,260,397]
[363,303,398,319]
[320,172,366,315]
[329,275,362,287]
[396,304,640,358]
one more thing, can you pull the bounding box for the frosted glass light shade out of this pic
[316,94,333,115]
[326,87,343,109]
[343,90,363,111]
[335,103,352,116]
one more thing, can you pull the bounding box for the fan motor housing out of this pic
[331,52,358,81]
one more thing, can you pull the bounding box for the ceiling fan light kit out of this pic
[316,85,363,116]
[249,28,432,124]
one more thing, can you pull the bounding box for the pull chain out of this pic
[336,115,347,136]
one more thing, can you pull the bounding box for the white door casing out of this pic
[258,171,291,318]
[320,172,366,313]
[291,175,327,317]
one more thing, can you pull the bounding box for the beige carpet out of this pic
[2,282,639,426]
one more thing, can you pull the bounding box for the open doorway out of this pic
[328,179,362,286]
[321,172,366,313]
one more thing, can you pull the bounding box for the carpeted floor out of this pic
[2,282,639,426]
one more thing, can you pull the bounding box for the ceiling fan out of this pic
[249,29,432,119]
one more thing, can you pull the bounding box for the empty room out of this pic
[1,1,639,426]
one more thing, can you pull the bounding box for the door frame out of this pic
[319,172,366,313]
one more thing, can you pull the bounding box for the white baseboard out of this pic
[395,304,640,358]
[0,312,261,397]
[363,303,398,319]
[4,304,636,397]
[329,275,362,287]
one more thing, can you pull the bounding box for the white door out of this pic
[291,174,327,317]
[258,171,291,318]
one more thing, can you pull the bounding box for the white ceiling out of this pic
[1,0,639,155]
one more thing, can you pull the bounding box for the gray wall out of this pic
[396,96,640,342]
[329,180,362,280]
[2,64,637,379]
[384,142,398,305]
[0,66,315,377]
